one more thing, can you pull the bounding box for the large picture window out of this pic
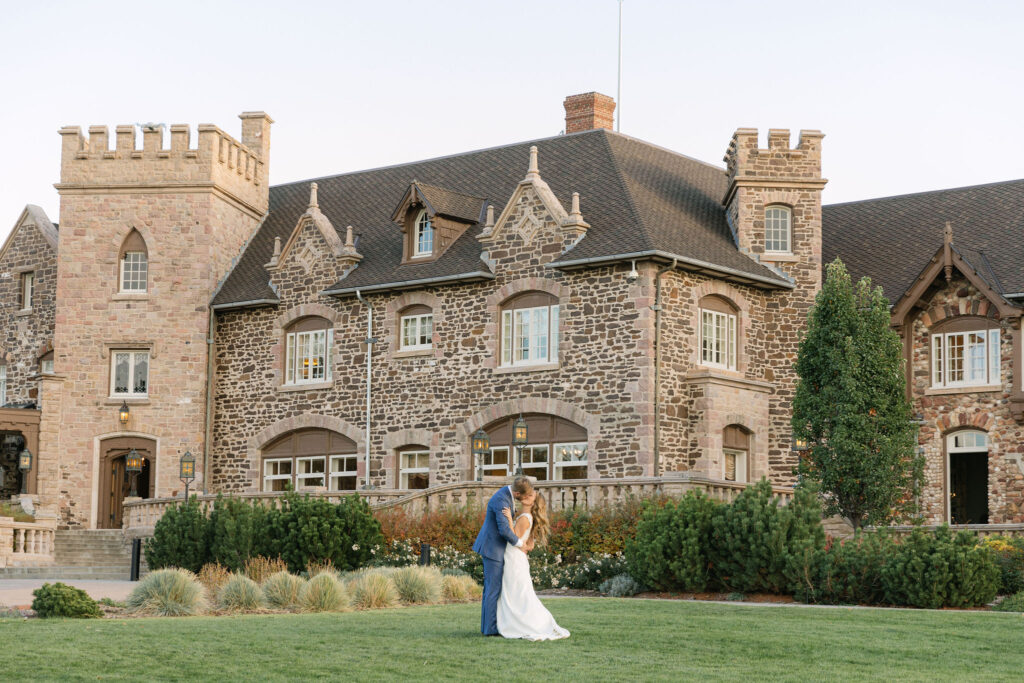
[764,206,792,254]
[111,350,149,398]
[476,414,588,480]
[260,428,357,492]
[931,328,999,388]
[500,292,559,367]
[284,317,333,385]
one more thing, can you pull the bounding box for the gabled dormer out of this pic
[390,181,485,264]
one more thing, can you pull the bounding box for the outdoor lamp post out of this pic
[125,448,143,497]
[18,446,32,495]
[179,450,196,500]
[118,400,130,426]
[512,415,528,476]
[471,429,490,482]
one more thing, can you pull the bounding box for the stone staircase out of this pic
[0,530,136,580]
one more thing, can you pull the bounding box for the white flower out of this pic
[370,548,376,555]
[352,544,360,551]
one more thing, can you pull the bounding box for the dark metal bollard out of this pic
[130,538,142,581]
[419,543,431,566]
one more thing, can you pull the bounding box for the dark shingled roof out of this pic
[212,129,789,307]
[823,179,1024,303]
[411,182,486,224]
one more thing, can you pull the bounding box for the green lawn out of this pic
[2,599,1023,681]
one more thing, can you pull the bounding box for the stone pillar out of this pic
[36,374,64,523]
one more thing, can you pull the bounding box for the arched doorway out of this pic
[947,430,989,524]
[476,414,588,480]
[98,436,156,529]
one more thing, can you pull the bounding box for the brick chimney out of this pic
[563,92,615,134]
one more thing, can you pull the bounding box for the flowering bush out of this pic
[980,536,1024,594]
[529,550,627,591]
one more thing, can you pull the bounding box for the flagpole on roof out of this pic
[617,0,623,132]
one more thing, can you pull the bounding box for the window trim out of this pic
[119,251,148,293]
[19,271,33,311]
[399,449,430,489]
[764,205,792,255]
[500,301,559,368]
[723,448,748,483]
[552,442,588,481]
[295,455,327,489]
[700,308,737,370]
[329,454,359,491]
[930,328,999,389]
[284,326,333,386]
[483,446,511,477]
[263,458,293,492]
[400,313,433,351]
[412,210,433,258]
[109,349,150,398]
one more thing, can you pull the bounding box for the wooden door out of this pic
[98,437,155,529]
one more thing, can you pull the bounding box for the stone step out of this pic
[0,568,132,580]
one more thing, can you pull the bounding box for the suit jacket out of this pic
[472,486,520,562]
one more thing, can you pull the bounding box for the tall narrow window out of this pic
[110,350,149,398]
[118,229,148,293]
[931,327,999,388]
[500,292,559,367]
[400,306,433,351]
[723,425,750,483]
[284,317,333,386]
[413,210,433,258]
[764,206,792,254]
[0,365,6,406]
[399,449,430,489]
[19,272,33,310]
[39,351,54,375]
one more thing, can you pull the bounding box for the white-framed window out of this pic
[120,251,148,292]
[329,455,358,491]
[285,328,333,385]
[413,210,433,258]
[501,304,559,367]
[724,448,747,483]
[400,450,430,489]
[111,350,149,397]
[701,309,737,370]
[263,458,292,492]
[948,431,988,452]
[296,456,326,488]
[41,359,54,374]
[19,272,33,310]
[931,329,999,388]
[520,445,550,481]
[553,443,588,480]
[765,206,792,254]
[0,365,6,405]
[400,313,433,351]
[483,446,510,477]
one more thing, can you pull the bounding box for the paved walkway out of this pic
[0,579,136,608]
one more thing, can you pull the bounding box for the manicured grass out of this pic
[2,599,1023,681]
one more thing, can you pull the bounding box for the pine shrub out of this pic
[350,570,399,609]
[300,572,350,612]
[217,574,265,612]
[994,590,1024,613]
[207,496,263,572]
[625,492,717,592]
[263,571,306,609]
[815,531,894,605]
[31,582,102,618]
[392,566,442,604]
[145,497,209,572]
[127,568,206,616]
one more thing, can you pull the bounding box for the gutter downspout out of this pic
[652,258,677,478]
[355,290,375,489]
[203,307,215,495]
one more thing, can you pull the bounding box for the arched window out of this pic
[119,229,148,292]
[398,445,430,489]
[699,295,737,370]
[723,425,750,483]
[261,428,358,492]
[399,305,433,351]
[477,414,587,480]
[764,205,792,254]
[413,210,433,258]
[500,292,559,368]
[946,430,989,524]
[284,317,333,386]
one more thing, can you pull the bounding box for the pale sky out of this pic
[2,0,1022,244]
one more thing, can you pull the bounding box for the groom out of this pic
[472,475,536,636]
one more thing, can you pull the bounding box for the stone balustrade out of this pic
[0,516,57,567]
[882,523,1024,539]
[122,475,795,537]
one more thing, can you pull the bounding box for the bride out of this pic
[496,493,570,641]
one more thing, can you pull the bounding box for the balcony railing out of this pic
[0,517,57,568]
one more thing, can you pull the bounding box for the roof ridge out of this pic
[598,131,657,252]
[825,177,1024,209]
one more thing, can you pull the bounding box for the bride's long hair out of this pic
[529,493,550,547]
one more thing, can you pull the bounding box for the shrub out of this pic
[300,572,350,612]
[145,497,209,573]
[198,563,232,597]
[31,582,102,618]
[598,573,644,597]
[207,496,263,572]
[879,526,1000,608]
[217,574,265,612]
[127,568,206,616]
[263,571,306,609]
[350,571,399,609]
[625,492,717,592]
[981,536,1024,594]
[376,506,484,553]
[244,556,288,585]
[0,501,34,523]
[710,479,789,594]
[548,497,654,562]
[392,566,442,604]
[441,575,469,601]
[815,531,895,605]
[994,590,1024,613]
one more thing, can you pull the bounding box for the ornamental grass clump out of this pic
[442,574,482,602]
[300,572,350,612]
[198,562,232,598]
[350,570,399,609]
[244,556,288,585]
[217,574,265,612]
[305,558,335,578]
[263,571,306,609]
[392,566,442,605]
[127,568,206,617]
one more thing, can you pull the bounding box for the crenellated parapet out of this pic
[56,111,272,215]
[724,128,824,200]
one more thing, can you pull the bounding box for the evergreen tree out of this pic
[792,259,923,529]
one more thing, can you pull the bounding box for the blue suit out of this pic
[472,486,520,635]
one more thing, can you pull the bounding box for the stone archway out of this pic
[97,435,156,529]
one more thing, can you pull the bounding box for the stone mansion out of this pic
[1,92,1021,530]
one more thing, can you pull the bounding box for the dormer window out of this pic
[413,210,433,258]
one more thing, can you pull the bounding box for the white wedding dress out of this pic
[496,513,570,641]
